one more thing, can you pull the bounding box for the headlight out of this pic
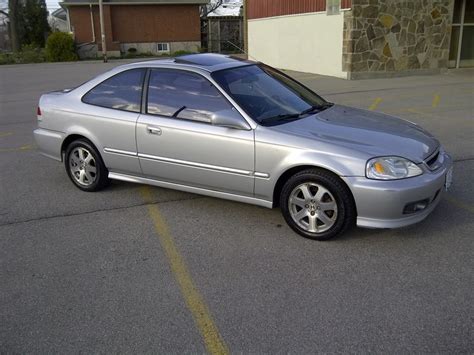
[366,157,423,180]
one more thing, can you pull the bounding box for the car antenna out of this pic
[225,41,260,62]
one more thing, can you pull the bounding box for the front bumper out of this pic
[342,152,453,229]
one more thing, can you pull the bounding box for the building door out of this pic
[449,0,474,68]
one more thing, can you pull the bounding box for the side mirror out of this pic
[211,109,251,130]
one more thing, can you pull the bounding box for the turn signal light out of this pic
[374,162,385,174]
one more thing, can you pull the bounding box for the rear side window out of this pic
[147,69,233,123]
[82,69,145,113]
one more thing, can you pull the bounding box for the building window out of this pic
[450,0,474,68]
[327,0,340,15]
[157,43,170,54]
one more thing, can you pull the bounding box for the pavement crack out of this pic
[0,196,204,228]
[454,157,474,163]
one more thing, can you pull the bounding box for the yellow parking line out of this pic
[0,132,13,138]
[432,94,440,108]
[140,186,228,355]
[0,144,35,153]
[444,195,474,214]
[369,97,382,110]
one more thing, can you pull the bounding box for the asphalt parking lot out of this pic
[1,60,473,353]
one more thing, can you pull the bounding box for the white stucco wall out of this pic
[248,11,346,78]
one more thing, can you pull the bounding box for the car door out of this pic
[80,68,146,175]
[136,68,255,196]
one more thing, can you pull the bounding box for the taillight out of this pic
[37,106,43,122]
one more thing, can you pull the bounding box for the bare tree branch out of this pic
[200,0,223,18]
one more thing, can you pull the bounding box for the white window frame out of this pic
[451,0,474,68]
[326,0,340,15]
[157,43,170,54]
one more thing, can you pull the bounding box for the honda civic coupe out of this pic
[34,54,453,240]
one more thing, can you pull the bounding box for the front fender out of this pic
[254,142,366,202]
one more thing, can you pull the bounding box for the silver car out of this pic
[34,54,453,240]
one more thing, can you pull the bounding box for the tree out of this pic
[200,0,223,51]
[6,0,50,51]
[21,0,50,47]
[200,0,223,18]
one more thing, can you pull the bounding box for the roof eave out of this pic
[60,0,209,7]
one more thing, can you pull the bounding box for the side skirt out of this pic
[109,172,274,209]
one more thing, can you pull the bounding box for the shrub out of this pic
[122,51,155,59]
[19,44,46,63]
[0,45,45,65]
[0,53,16,65]
[45,32,78,62]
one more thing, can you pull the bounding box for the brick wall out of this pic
[247,0,327,20]
[68,4,201,50]
[247,0,352,19]
[110,5,201,43]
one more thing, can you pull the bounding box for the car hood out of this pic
[273,104,439,163]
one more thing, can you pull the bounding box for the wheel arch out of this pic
[60,133,101,161]
[272,165,357,213]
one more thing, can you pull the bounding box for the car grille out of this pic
[424,148,442,171]
[426,151,439,167]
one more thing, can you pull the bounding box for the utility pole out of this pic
[243,0,248,56]
[8,0,20,52]
[98,0,107,62]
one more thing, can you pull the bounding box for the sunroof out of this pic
[174,53,245,67]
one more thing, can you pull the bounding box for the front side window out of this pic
[212,65,328,125]
[82,69,145,113]
[147,69,234,123]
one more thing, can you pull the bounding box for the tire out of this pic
[64,139,110,192]
[280,169,356,240]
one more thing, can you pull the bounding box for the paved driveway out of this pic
[1,61,473,353]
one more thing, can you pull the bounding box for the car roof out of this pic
[126,53,256,73]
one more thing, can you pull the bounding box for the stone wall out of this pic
[343,0,454,78]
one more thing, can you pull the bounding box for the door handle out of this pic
[147,126,162,135]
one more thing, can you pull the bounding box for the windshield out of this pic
[212,64,329,125]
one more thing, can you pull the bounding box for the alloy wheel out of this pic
[69,147,97,186]
[288,182,338,233]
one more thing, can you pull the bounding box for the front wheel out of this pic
[280,169,356,240]
[65,139,110,192]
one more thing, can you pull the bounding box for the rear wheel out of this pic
[65,139,110,192]
[280,169,355,240]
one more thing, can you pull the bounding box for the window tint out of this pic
[212,65,326,124]
[147,69,233,123]
[82,69,145,113]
